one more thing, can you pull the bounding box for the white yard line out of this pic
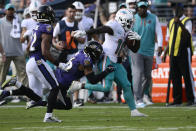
[12,126,196,131]
[1,105,196,109]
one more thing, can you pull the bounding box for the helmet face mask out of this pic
[37,5,55,24]
[29,0,41,20]
[84,41,103,63]
[115,9,134,32]
[72,1,85,20]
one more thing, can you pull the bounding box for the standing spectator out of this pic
[52,4,85,63]
[162,3,195,106]
[0,3,28,87]
[126,0,137,13]
[131,1,162,107]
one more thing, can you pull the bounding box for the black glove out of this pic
[105,65,115,73]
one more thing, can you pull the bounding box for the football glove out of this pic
[73,30,86,38]
[127,31,141,40]
[58,62,67,71]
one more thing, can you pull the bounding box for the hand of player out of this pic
[55,41,64,51]
[58,62,67,71]
[127,31,141,40]
[23,30,32,38]
[72,30,86,38]
[105,65,115,73]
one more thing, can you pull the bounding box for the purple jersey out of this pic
[29,23,53,59]
[55,51,93,87]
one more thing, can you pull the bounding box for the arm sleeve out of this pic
[185,20,192,34]
[86,26,114,36]
[86,71,109,84]
[155,16,163,47]
[53,23,60,37]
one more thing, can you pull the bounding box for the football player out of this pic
[67,8,147,117]
[0,41,115,121]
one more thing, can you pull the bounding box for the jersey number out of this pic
[29,32,37,51]
[63,57,75,72]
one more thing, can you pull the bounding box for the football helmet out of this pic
[84,41,103,63]
[37,5,55,24]
[126,0,137,12]
[23,7,30,18]
[29,0,41,20]
[72,1,85,20]
[115,8,134,32]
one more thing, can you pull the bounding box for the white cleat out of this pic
[43,116,62,123]
[67,81,82,96]
[131,109,148,117]
[143,95,154,106]
[136,102,146,108]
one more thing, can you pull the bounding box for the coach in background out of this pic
[0,4,28,87]
[52,4,85,63]
[130,1,163,108]
[162,3,195,106]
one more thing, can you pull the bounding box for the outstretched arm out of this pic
[84,65,115,84]
[86,26,114,36]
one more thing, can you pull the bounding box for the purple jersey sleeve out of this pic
[40,24,53,35]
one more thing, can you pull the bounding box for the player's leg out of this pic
[54,85,72,110]
[0,76,42,102]
[114,64,147,117]
[26,57,61,122]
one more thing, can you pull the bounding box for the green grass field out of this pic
[0,103,196,131]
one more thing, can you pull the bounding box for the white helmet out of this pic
[115,8,134,32]
[126,0,137,12]
[72,1,85,20]
[23,7,30,18]
[29,0,41,20]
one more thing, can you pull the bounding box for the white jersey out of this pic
[103,20,126,63]
[21,18,37,53]
[21,18,37,39]
[78,16,94,50]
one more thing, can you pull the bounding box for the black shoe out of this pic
[168,102,182,107]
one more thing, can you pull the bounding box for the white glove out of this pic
[58,62,67,71]
[73,30,86,38]
[23,30,32,38]
[127,31,141,40]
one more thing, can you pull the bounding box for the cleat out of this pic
[67,81,82,96]
[26,100,47,109]
[1,75,17,89]
[131,109,148,117]
[43,116,62,123]
[143,95,154,106]
[0,100,7,106]
[136,102,146,108]
[0,90,10,101]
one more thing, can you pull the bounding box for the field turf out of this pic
[0,103,196,131]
